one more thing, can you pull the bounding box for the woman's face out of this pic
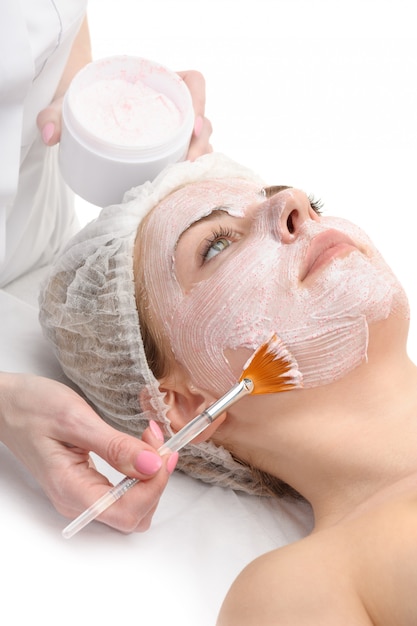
[136,178,408,395]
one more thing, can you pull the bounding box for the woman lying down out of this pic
[40,152,417,624]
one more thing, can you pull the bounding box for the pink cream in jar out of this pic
[59,56,194,207]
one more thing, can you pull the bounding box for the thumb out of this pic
[36,96,64,146]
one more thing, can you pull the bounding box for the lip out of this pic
[300,229,360,281]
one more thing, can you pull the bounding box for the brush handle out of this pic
[62,476,138,539]
[62,379,253,539]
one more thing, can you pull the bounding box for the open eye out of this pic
[201,227,234,262]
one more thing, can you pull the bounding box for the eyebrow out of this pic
[176,208,232,246]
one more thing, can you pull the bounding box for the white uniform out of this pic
[0,0,87,288]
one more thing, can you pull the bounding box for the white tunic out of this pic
[0,0,87,287]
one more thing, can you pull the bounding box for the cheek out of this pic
[167,238,296,394]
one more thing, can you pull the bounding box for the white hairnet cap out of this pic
[39,152,274,494]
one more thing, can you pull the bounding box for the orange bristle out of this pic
[239,334,303,395]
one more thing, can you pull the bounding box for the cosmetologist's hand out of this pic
[38,67,214,157]
[0,373,177,533]
[178,70,213,160]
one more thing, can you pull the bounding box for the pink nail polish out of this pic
[149,419,164,443]
[135,450,162,475]
[167,452,179,475]
[42,122,55,145]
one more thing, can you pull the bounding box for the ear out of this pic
[159,369,228,444]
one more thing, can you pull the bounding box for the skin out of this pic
[1,13,212,531]
[135,181,417,623]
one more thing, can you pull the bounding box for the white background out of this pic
[81,0,417,358]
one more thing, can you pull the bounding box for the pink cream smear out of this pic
[71,78,182,147]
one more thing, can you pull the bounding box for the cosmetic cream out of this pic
[59,56,194,207]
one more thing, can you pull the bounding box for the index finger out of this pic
[176,69,206,118]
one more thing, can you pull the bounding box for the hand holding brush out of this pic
[62,334,302,539]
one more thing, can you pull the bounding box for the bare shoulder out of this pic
[351,491,417,625]
[216,530,371,626]
[217,491,417,626]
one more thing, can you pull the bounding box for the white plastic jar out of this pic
[59,55,194,207]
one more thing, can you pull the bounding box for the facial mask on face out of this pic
[141,182,409,394]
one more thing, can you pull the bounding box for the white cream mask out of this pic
[138,179,409,394]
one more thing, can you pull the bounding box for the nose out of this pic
[269,188,319,244]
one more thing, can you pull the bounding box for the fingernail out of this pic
[149,419,164,443]
[194,115,203,138]
[135,450,162,475]
[42,122,55,145]
[167,452,179,475]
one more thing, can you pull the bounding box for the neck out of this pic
[218,316,417,529]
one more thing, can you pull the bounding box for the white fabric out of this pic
[0,0,87,286]
[0,282,313,625]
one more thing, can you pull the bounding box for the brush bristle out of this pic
[239,334,302,395]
